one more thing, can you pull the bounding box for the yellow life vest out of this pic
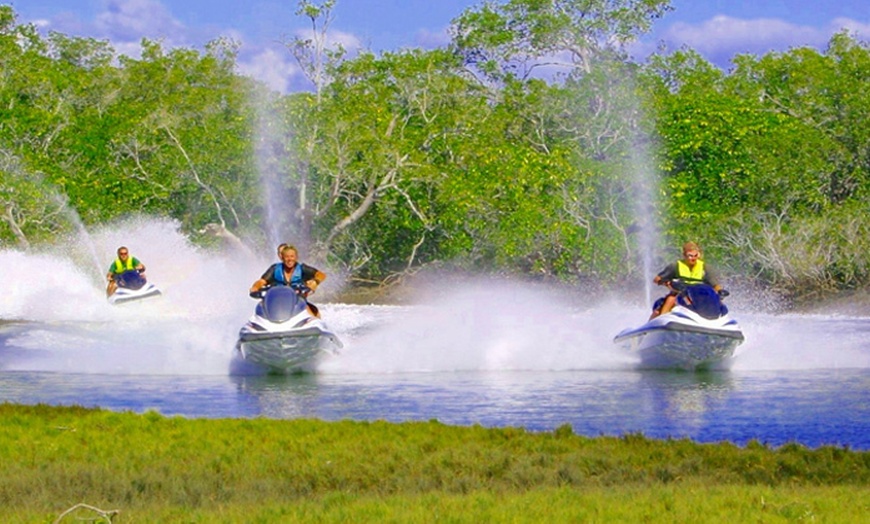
[677,259,705,282]
[112,257,135,274]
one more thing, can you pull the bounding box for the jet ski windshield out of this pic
[116,269,146,290]
[261,286,309,322]
[679,284,727,319]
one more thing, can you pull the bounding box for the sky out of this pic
[8,0,870,92]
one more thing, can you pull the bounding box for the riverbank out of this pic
[794,288,870,316]
[333,274,870,317]
[2,404,868,523]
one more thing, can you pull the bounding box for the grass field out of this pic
[1,403,867,522]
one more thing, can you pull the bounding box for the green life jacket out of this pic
[112,257,135,274]
[677,259,705,283]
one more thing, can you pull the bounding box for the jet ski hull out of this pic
[236,323,342,374]
[235,286,343,374]
[614,307,744,370]
[108,283,162,305]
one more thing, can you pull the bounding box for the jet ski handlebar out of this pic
[249,283,313,300]
[664,279,730,299]
[664,279,688,292]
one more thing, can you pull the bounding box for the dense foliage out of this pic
[1,2,868,300]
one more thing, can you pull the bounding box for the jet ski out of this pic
[614,280,744,370]
[108,270,162,305]
[235,285,343,374]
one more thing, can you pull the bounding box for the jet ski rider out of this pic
[249,244,327,317]
[650,241,727,319]
[106,246,146,297]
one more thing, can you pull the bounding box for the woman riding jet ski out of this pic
[237,245,342,374]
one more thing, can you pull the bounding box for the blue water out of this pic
[1,295,868,450]
[2,231,869,450]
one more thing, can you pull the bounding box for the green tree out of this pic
[449,0,674,280]
[0,150,70,248]
[451,0,672,82]
[295,48,475,278]
[644,34,870,295]
[92,38,259,233]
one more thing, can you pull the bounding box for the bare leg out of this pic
[307,303,321,318]
[659,295,677,315]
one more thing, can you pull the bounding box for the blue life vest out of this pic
[273,263,303,286]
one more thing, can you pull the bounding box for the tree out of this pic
[293,48,477,278]
[449,0,673,280]
[93,39,260,233]
[450,0,672,83]
[643,34,870,295]
[0,149,70,248]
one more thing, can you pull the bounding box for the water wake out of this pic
[1,219,868,375]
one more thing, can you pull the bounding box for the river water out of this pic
[1,223,869,450]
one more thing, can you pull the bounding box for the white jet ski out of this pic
[108,270,162,305]
[235,285,342,374]
[614,281,744,370]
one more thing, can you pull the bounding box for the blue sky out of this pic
[9,0,870,92]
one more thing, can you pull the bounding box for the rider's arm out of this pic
[251,264,278,293]
[704,265,722,291]
[654,264,677,286]
[304,267,326,291]
[250,278,269,293]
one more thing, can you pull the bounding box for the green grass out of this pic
[1,403,867,522]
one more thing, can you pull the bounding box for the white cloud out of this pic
[645,15,870,67]
[30,18,51,29]
[237,46,302,94]
[294,27,362,54]
[827,17,870,38]
[665,16,824,56]
[94,0,186,43]
[111,40,149,59]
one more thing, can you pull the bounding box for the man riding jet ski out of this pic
[106,246,160,305]
[650,241,728,319]
[237,244,341,373]
[249,244,326,317]
[614,242,744,370]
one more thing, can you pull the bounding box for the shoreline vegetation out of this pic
[1,404,868,523]
[2,4,869,300]
[332,275,870,317]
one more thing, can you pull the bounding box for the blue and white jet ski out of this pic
[614,281,745,370]
[235,285,342,374]
[108,270,162,305]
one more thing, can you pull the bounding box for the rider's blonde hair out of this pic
[682,241,701,258]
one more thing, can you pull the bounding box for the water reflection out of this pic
[229,370,737,436]
[0,367,867,449]
[232,373,324,418]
